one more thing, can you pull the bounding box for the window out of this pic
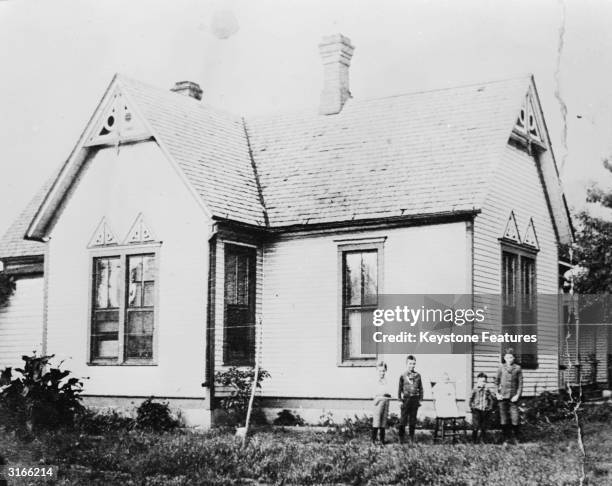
[223,244,256,366]
[502,248,538,369]
[341,249,379,362]
[90,251,157,363]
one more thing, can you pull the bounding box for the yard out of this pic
[1,412,611,486]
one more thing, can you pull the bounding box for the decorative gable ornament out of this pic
[124,213,156,244]
[502,211,521,243]
[88,217,118,247]
[514,95,542,143]
[522,218,539,249]
[85,88,148,146]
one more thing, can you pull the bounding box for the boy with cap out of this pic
[397,355,423,443]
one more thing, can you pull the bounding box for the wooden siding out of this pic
[473,143,560,395]
[241,223,473,401]
[44,141,210,399]
[0,275,44,369]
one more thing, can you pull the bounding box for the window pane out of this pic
[142,255,156,281]
[236,255,250,305]
[127,310,154,334]
[95,338,119,359]
[345,253,362,306]
[143,282,155,307]
[94,310,119,333]
[126,335,153,359]
[94,259,109,309]
[362,251,378,306]
[108,259,121,308]
[224,253,237,305]
[128,282,142,308]
[129,256,143,283]
[345,310,376,359]
[94,257,120,309]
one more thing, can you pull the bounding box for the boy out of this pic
[469,372,494,443]
[397,355,423,443]
[495,348,523,443]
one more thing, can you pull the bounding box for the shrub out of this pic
[273,409,305,426]
[75,408,135,434]
[522,390,573,424]
[214,367,270,426]
[135,398,180,432]
[0,272,15,307]
[0,354,83,433]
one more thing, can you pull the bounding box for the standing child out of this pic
[372,361,392,444]
[469,372,494,443]
[495,348,523,443]
[397,355,423,443]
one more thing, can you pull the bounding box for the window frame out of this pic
[87,243,160,366]
[500,240,539,370]
[222,242,257,367]
[336,238,385,367]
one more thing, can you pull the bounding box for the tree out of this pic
[571,158,612,294]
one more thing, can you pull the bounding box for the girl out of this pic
[372,360,392,444]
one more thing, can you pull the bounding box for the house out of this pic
[0,34,575,426]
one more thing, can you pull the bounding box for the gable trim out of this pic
[25,74,213,242]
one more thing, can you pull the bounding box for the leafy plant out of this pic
[135,398,180,431]
[0,354,83,433]
[214,367,270,426]
[273,409,305,426]
[0,272,15,307]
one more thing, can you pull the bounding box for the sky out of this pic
[1,0,612,236]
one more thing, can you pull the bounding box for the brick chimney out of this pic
[170,81,203,100]
[318,34,354,115]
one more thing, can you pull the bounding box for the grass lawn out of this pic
[1,419,611,485]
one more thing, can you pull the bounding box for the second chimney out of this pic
[318,34,354,115]
[171,81,203,100]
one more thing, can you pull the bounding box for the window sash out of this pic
[89,249,157,364]
[501,248,537,369]
[223,244,256,366]
[342,250,379,361]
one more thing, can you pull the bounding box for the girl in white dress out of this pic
[372,360,392,444]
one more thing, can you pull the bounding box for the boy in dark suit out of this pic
[397,355,423,443]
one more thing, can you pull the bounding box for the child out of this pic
[372,360,392,444]
[495,348,523,443]
[469,372,494,443]
[397,355,423,443]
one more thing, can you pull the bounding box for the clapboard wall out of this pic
[0,274,44,369]
[473,142,560,395]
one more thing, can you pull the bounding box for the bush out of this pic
[522,390,573,424]
[75,408,135,434]
[0,272,15,307]
[273,409,305,426]
[0,354,83,433]
[214,367,270,427]
[135,398,180,432]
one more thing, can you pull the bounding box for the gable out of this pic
[25,75,265,242]
[505,78,572,244]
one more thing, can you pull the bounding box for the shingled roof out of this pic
[0,181,49,259]
[2,73,569,259]
[248,77,528,227]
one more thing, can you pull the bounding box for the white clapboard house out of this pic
[0,35,574,426]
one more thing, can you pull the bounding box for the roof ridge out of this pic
[116,72,243,122]
[246,74,533,124]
